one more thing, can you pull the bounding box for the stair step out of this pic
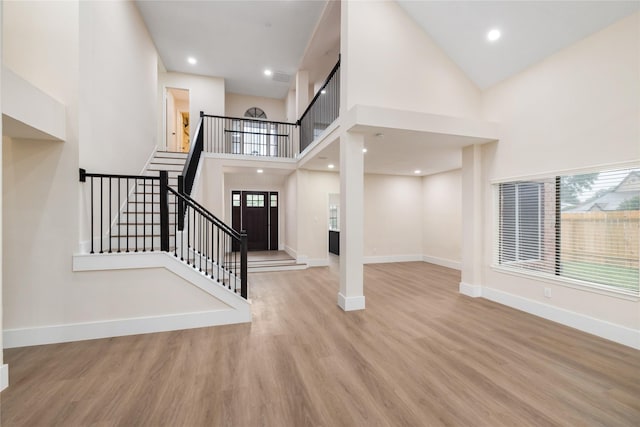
[155,151,188,157]
[150,159,186,166]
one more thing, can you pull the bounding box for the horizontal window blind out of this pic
[495,167,640,295]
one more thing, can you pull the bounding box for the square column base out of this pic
[337,293,366,311]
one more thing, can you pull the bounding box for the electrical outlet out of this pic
[544,288,551,298]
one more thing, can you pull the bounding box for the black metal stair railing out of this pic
[298,57,340,153]
[169,186,248,298]
[79,167,248,299]
[200,113,299,159]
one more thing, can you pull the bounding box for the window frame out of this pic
[493,167,640,298]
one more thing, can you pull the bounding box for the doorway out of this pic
[165,87,190,152]
[231,191,279,251]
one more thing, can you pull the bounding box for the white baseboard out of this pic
[364,254,422,264]
[337,293,365,311]
[3,309,250,349]
[0,364,8,392]
[284,245,297,259]
[482,287,640,350]
[307,258,329,267]
[422,255,462,270]
[459,282,482,298]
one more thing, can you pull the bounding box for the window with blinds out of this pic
[495,167,640,295]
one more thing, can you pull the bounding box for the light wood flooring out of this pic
[1,260,639,426]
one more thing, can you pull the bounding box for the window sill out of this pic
[490,264,640,302]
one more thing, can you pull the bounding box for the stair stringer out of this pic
[71,252,251,334]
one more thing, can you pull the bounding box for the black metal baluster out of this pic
[134,178,138,252]
[118,178,121,253]
[108,177,112,253]
[100,177,104,253]
[90,177,94,254]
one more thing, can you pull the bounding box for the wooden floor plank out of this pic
[1,260,639,426]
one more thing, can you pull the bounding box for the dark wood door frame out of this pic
[231,190,278,251]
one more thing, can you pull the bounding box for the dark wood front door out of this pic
[231,191,278,251]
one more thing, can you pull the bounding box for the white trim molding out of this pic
[4,309,250,349]
[306,258,329,267]
[0,364,8,392]
[338,293,365,311]
[364,254,422,264]
[481,287,640,350]
[459,282,482,298]
[422,255,462,270]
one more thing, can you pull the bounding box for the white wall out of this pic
[341,0,481,119]
[79,0,158,174]
[0,0,4,365]
[225,93,286,122]
[422,169,462,267]
[480,13,640,331]
[364,174,423,260]
[3,1,232,341]
[284,171,298,255]
[158,72,225,149]
[297,170,340,263]
[285,89,296,123]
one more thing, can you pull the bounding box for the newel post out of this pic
[159,170,169,252]
[240,230,248,299]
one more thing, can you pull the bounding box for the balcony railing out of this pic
[298,58,340,153]
[201,114,299,159]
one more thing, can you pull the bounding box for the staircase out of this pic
[108,151,187,252]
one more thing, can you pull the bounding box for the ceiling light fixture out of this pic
[264,69,273,76]
[257,169,264,174]
[414,170,421,175]
[321,89,326,94]
[187,57,197,65]
[362,148,368,153]
[487,28,501,42]
[328,164,335,169]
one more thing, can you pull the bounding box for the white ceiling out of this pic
[135,0,327,99]
[301,127,494,176]
[397,0,640,89]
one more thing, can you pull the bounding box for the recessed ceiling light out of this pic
[362,148,368,153]
[264,69,273,76]
[487,28,501,42]
[328,164,335,169]
[321,89,326,94]
[187,57,197,65]
[414,170,421,174]
[257,169,264,173]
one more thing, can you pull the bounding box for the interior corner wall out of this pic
[284,171,298,255]
[364,174,422,260]
[158,72,225,149]
[296,170,340,262]
[422,169,462,266]
[78,0,158,174]
[0,0,4,361]
[341,0,481,119]
[2,0,81,331]
[225,93,286,122]
[481,12,640,331]
[285,90,296,123]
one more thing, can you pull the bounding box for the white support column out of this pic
[460,144,483,297]
[338,131,365,311]
[295,70,309,119]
